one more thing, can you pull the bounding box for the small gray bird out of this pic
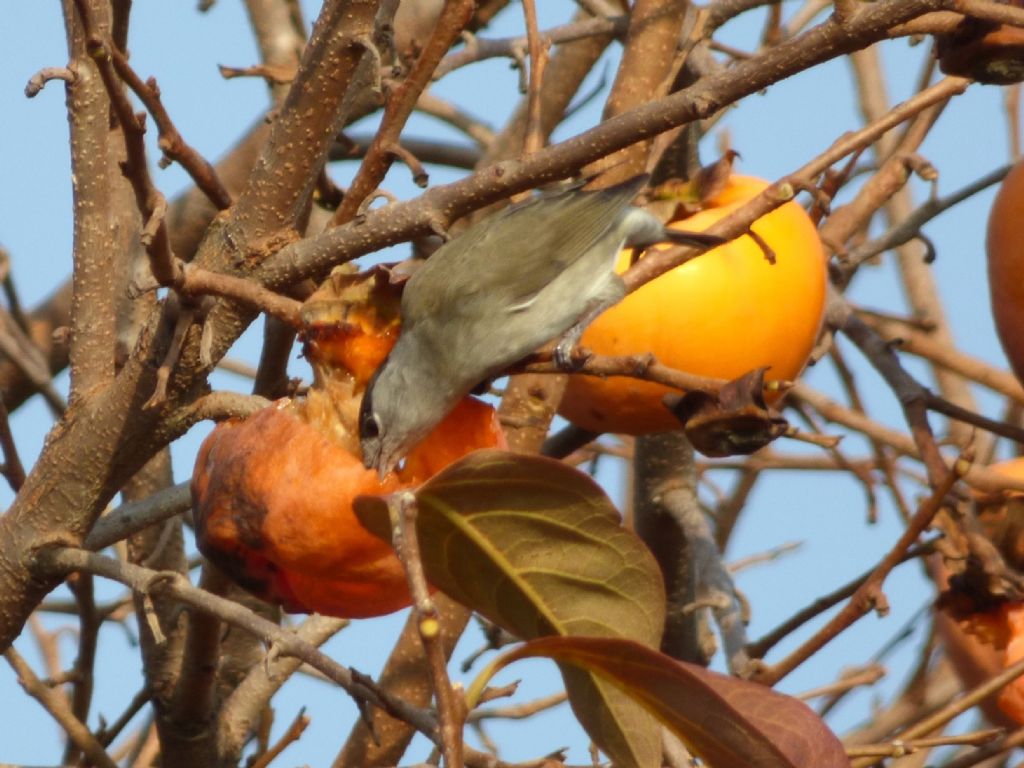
[360,175,724,475]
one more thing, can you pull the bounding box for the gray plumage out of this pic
[360,176,721,475]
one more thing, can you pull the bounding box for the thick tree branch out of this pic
[63,0,127,398]
[261,0,956,289]
[0,0,396,657]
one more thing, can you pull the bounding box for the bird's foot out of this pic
[554,341,591,371]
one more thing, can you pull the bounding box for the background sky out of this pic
[0,1,1018,764]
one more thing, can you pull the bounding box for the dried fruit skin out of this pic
[559,175,826,435]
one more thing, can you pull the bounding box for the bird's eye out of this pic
[361,413,382,439]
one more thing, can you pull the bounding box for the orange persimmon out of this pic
[988,161,1024,389]
[987,458,1024,723]
[558,174,827,435]
[1000,603,1024,721]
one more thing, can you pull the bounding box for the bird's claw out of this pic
[554,342,589,371]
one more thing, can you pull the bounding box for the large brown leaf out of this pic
[355,449,666,768]
[479,636,850,768]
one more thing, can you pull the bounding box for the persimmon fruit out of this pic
[558,175,827,435]
[193,395,502,618]
[191,268,505,619]
[988,161,1024,388]
[1001,603,1024,722]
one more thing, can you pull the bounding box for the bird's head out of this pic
[359,343,452,479]
[359,364,408,479]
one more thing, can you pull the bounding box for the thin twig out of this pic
[180,263,303,328]
[468,692,568,722]
[744,540,937,660]
[849,656,1024,767]
[841,164,1011,273]
[64,571,99,765]
[249,707,310,768]
[107,48,232,210]
[791,382,1024,493]
[335,132,483,169]
[838,309,948,486]
[95,687,153,747]
[727,541,803,574]
[5,648,119,768]
[1006,84,1021,162]
[331,0,476,225]
[847,728,1003,758]
[0,397,26,491]
[0,308,67,415]
[860,311,1024,404]
[434,15,626,79]
[797,663,886,701]
[415,92,496,146]
[24,66,76,97]
[36,547,440,741]
[521,0,549,156]
[389,493,464,767]
[84,483,191,551]
[522,351,725,394]
[753,456,966,685]
[940,725,1024,768]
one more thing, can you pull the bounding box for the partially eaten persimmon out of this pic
[191,268,505,618]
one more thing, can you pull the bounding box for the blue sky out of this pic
[0,1,1017,764]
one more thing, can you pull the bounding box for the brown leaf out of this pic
[482,636,849,768]
[355,450,666,768]
[692,149,740,205]
[666,368,789,457]
[935,13,1024,85]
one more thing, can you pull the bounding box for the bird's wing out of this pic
[404,176,648,322]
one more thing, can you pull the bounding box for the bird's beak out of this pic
[361,440,382,473]
[377,453,401,482]
[363,442,399,481]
